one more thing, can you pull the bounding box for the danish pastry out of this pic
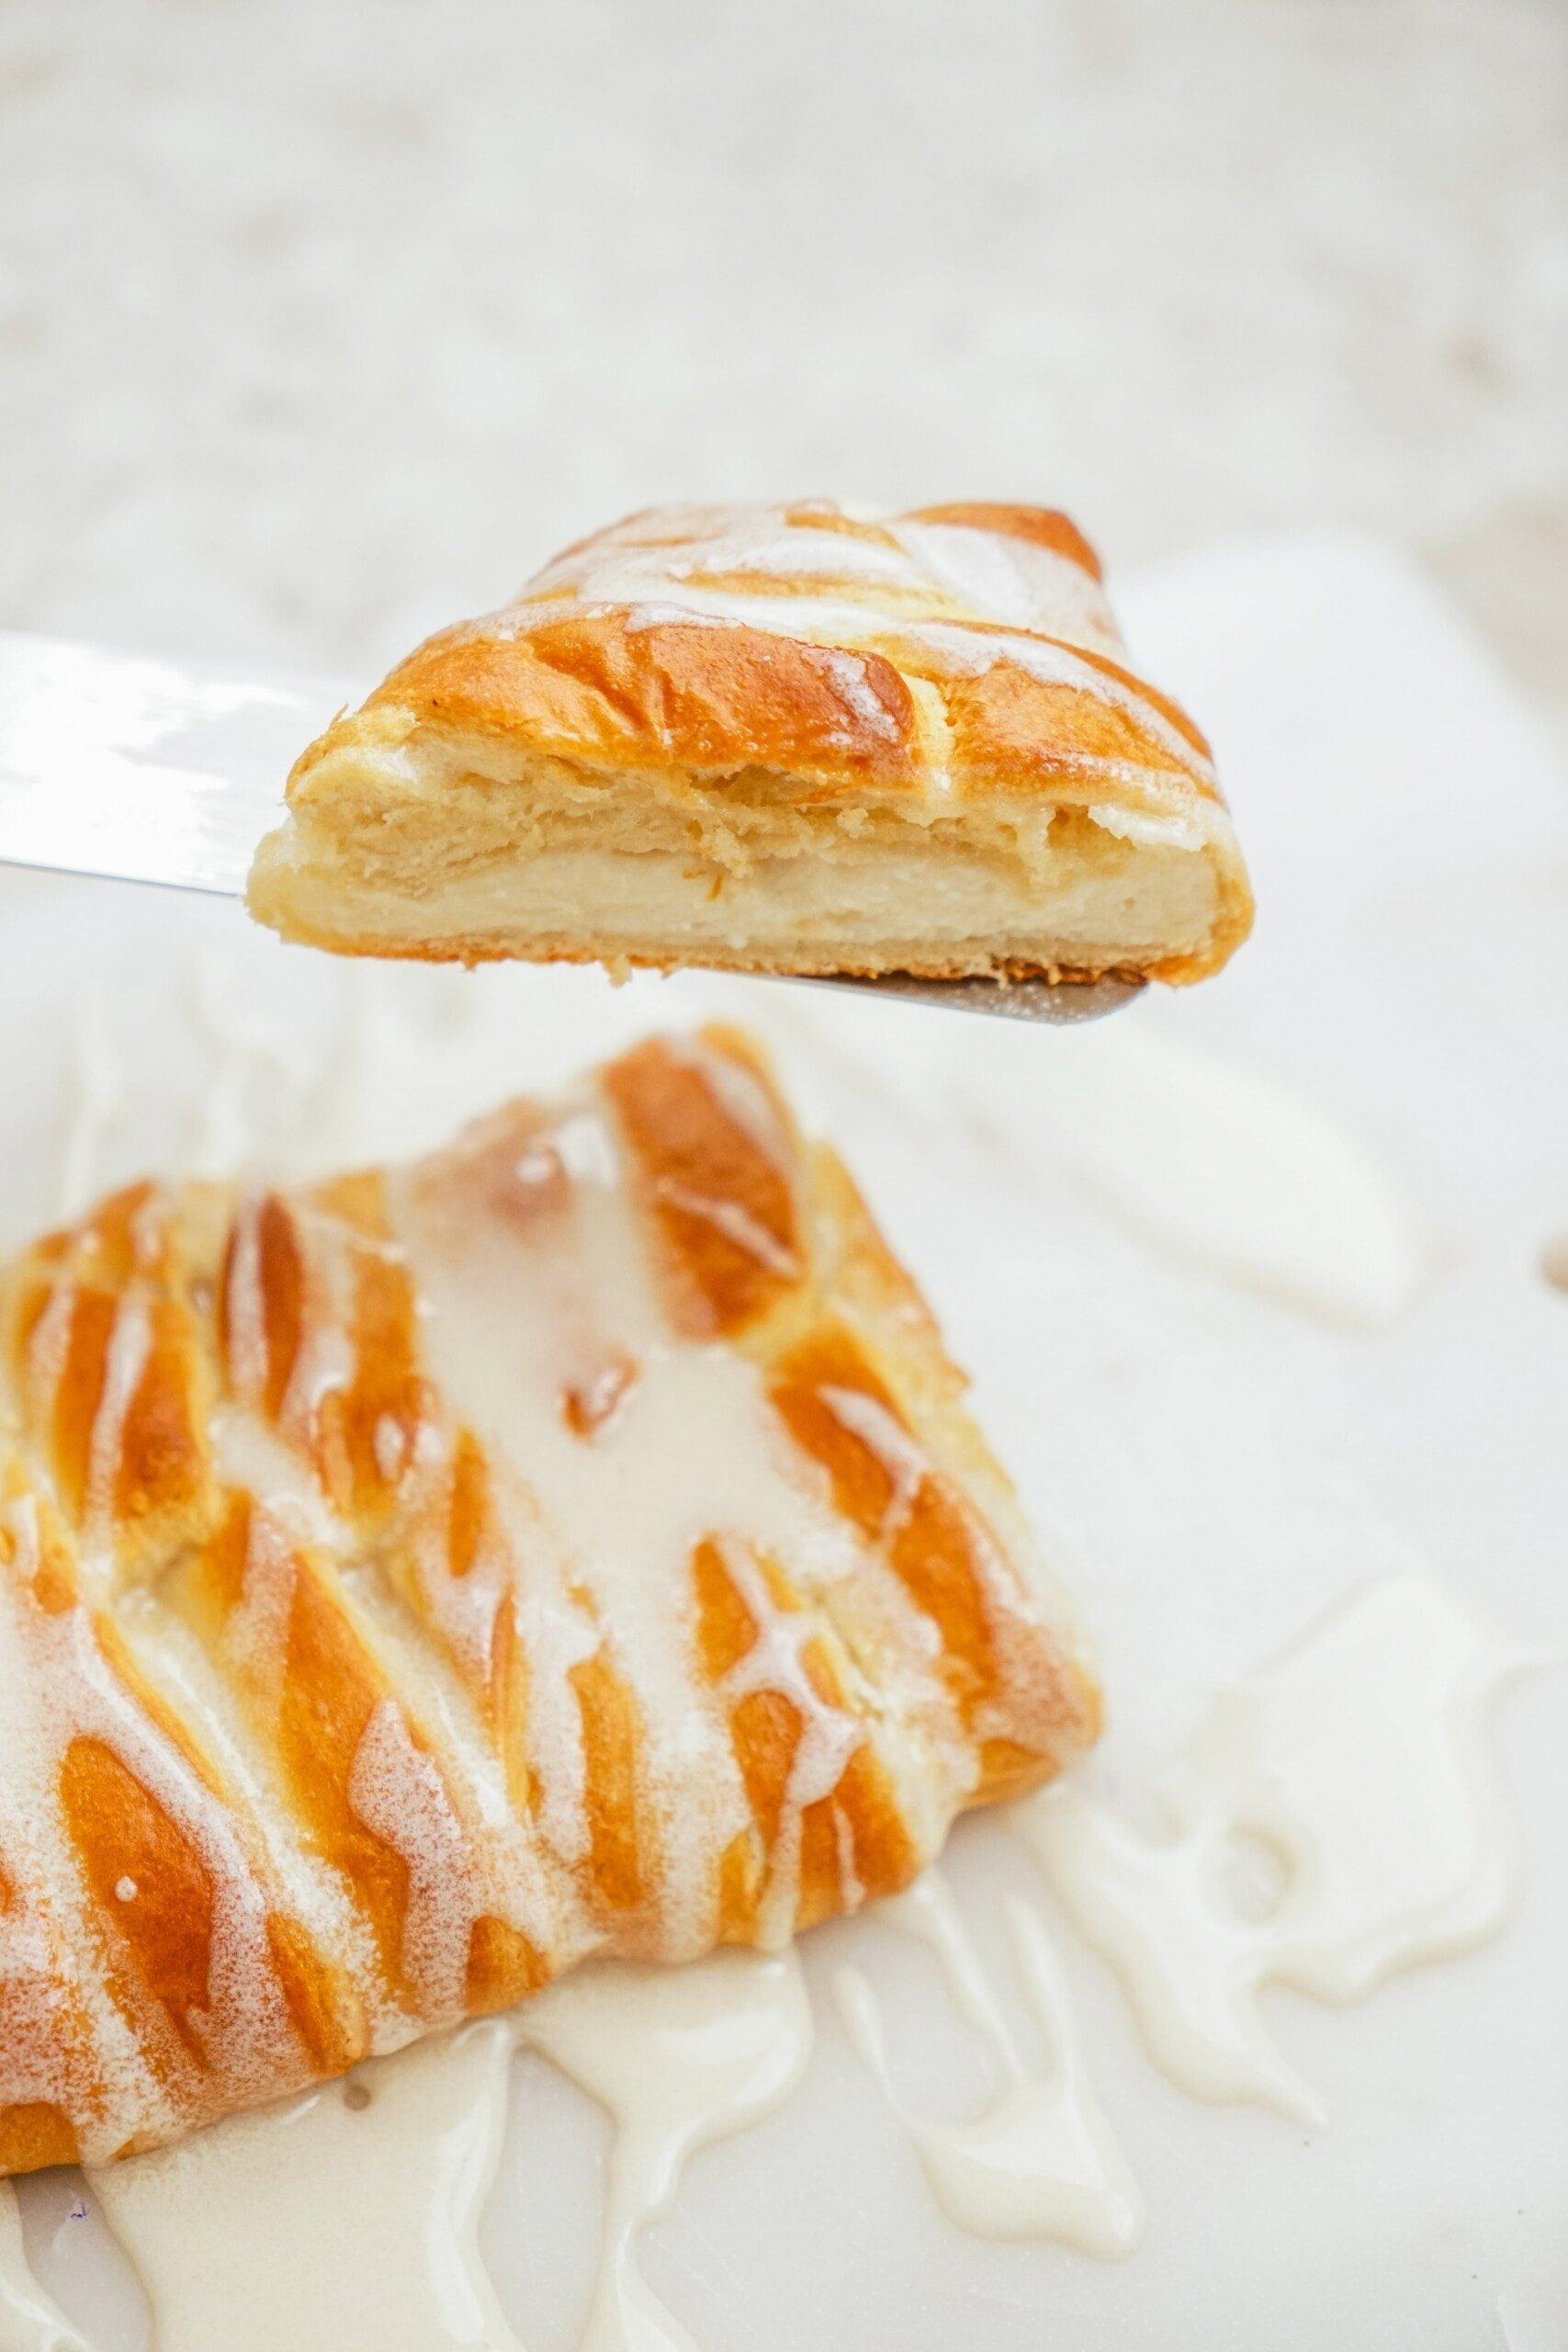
[0,1028,1099,2174]
[249,501,1252,984]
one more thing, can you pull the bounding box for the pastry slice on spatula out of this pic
[0,1026,1098,2175]
[248,501,1253,988]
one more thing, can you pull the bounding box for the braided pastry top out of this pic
[0,1028,1098,2174]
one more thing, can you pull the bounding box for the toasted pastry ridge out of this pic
[0,1029,1099,2173]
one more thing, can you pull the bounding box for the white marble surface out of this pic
[1,0,1564,737]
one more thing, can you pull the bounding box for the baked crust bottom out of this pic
[253,918,1156,989]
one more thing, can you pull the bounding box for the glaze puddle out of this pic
[834,1877,1141,2257]
[0,2185,85,2352]
[92,2025,519,2352]
[1013,1571,1529,2122]
[514,1951,811,2352]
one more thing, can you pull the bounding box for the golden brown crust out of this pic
[250,499,1254,986]
[369,612,924,793]
[0,1028,1099,2176]
[0,2103,80,2175]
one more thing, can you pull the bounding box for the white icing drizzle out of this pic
[110,1580,399,2041]
[652,1037,790,1170]
[836,1872,1142,2257]
[223,1193,363,1440]
[346,1698,481,2018]
[514,1950,812,2352]
[811,1378,1045,1752]
[384,1074,893,1955]
[1014,1572,1529,2123]
[281,1204,367,1433]
[222,1499,299,1707]
[886,517,1117,648]
[814,648,907,743]
[814,1386,924,1545]
[512,1566,600,1877]
[949,1020,1425,1329]
[18,1292,75,1464]
[525,502,1116,656]
[373,1412,409,1479]
[4,1497,41,1589]
[905,618,1205,780]
[0,1551,307,2159]
[641,1181,799,1283]
[217,1194,269,1397]
[79,1297,152,1567]
[0,2187,85,2352]
[713,1539,864,1948]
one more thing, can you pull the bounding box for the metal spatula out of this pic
[0,629,1137,1023]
